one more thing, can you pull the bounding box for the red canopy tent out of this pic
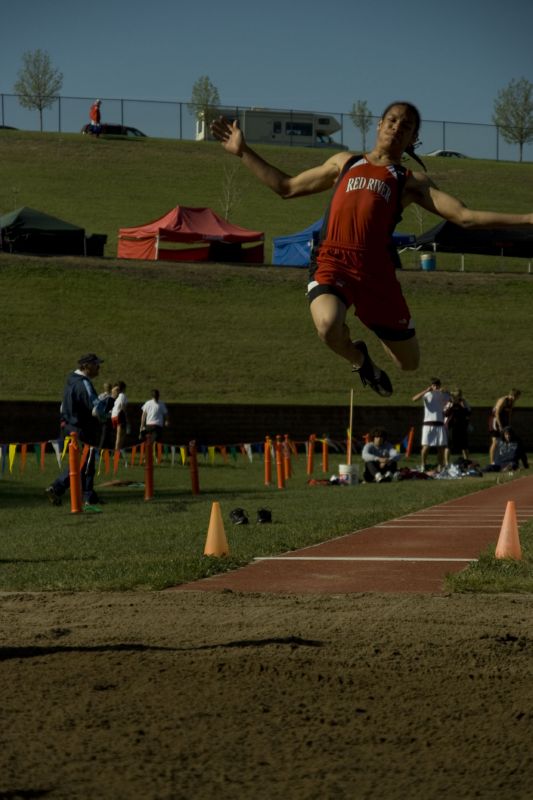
[117,206,264,263]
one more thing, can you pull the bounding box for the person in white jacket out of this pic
[362,428,401,482]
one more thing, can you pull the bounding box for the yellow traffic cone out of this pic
[204,501,229,557]
[495,500,522,560]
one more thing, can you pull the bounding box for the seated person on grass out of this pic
[362,428,401,483]
[483,427,529,473]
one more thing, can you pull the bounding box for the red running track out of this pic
[175,475,533,594]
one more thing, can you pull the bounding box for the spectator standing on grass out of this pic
[111,381,128,452]
[89,99,102,136]
[46,353,107,508]
[98,382,112,402]
[362,428,401,482]
[211,102,533,399]
[444,387,472,460]
[489,389,521,464]
[139,389,169,442]
[412,378,450,471]
[97,382,114,449]
[483,427,528,473]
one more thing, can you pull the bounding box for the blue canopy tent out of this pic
[272,219,323,266]
[272,219,415,267]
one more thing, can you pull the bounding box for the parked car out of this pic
[425,149,468,158]
[81,123,147,138]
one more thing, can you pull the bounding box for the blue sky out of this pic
[1,0,532,156]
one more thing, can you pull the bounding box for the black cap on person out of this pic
[78,353,104,366]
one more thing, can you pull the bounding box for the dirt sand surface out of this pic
[1,590,532,800]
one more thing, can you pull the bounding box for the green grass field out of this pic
[0,255,533,406]
[0,256,532,406]
[1,449,531,593]
[1,130,532,594]
[1,130,532,405]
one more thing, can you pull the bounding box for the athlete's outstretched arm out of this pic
[210,116,347,199]
[405,172,533,228]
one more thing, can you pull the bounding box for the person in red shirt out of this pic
[211,102,533,397]
[89,99,102,136]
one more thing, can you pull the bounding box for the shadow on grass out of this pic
[0,487,196,509]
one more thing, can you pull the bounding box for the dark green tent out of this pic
[0,207,106,256]
[415,220,533,258]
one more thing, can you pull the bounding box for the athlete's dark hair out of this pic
[381,101,427,171]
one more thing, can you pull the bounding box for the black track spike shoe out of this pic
[352,340,393,397]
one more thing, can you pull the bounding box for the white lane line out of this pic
[254,556,476,563]
[409,508,531,517]
[385,512,533,518]
[376,524,500,529]
[424,506,533,511]
[409,512,533,517]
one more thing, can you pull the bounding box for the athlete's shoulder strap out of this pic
[387,163,410,268]
[337,153,364,181]
[392,163,408,226]
[315,154,364,246]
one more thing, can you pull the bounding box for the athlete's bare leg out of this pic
[380,336,420,371]
[310,294,418,371]
[309,294,365,367]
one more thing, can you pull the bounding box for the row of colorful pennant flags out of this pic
[0,439,271,477]
[1,431,411,478]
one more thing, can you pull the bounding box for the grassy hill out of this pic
[1,128,532,265]
[1,254,531,406]
[0,130,532,406]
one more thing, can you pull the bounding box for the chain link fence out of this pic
[1,93,532,162]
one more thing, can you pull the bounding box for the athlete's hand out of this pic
[210,116,244,156]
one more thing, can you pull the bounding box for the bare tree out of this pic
[13,49,63,131]
[350,100,373,151]
[406,202,427,235]
[492,77,533,162]
[188,75,220,137]
[220,161,241,220]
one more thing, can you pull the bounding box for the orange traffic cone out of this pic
[204,501,229,557]
[495,500,522,560]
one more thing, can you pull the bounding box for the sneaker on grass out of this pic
[83,503,103,514]
[45,486,62,506]
[229,508,249,525]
